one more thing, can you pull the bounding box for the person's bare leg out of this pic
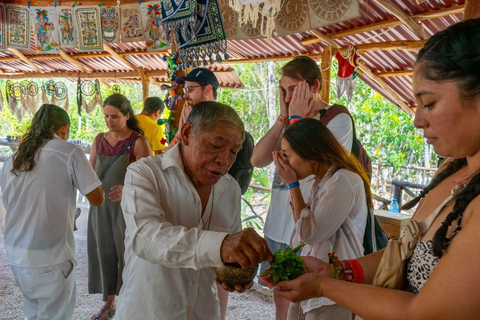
[92,295,116,320]
[274,292,291,320]
[217,282,229,320]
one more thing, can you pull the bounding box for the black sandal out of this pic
[92,306,116,320]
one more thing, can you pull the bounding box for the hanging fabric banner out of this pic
[0,3,6,51]
[57,6,77,49]
[120,3,145,43]
[275,0,310,37]
[30,7,60,53]
[308,0,360,30]
[140,1,169,52]
[100,5,121,43]
[160,0,196,45]
[179,0,228,68]
[75,6,103,52]
[6,5,30,50]
[218,0,238,40]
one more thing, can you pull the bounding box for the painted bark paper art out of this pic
[30,7,60,53]
[75,6,103,52]
[140,2,169,51]
[101,5,120,43]
[6,5,30,50]
[57,6,77,48]
[120,3,145,43]
[0,4,6,51]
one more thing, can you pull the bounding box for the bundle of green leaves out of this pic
[263,243,306,285]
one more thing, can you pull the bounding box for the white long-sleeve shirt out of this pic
[291,168,367,313]
[116,144,242,320]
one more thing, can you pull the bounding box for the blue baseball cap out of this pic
[175,68,219,89]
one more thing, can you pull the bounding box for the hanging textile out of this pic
[228,0,283,38]
[120,3,145,43]
[0,3,6,51]
[179,0,228,68]
[140,2,169,51]
[275,0,310,37]
[30,7,60,53]
[100,5,121,43]
[6,5,30,50]
[57,6,77,49]
[336,45,361,102]
[75,6,103,52]
[160,0,196,45]
[217,0,238,40]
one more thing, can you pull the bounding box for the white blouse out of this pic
[291,168,368,313]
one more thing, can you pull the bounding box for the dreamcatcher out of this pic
[5,80,40,119]
[77,79,102,114]
[42,80,69,110]
[111,84,122,94]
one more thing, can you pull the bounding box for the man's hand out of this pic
[288,80,315,118]
[215,277,253,293]
[220,228,273,268]
[279,85,289,119]
[272,151,298,184]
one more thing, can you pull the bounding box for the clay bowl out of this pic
[215,262,259,287]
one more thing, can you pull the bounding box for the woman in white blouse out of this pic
[271,118,371,320]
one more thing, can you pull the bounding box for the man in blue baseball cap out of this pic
[173,68,220,144]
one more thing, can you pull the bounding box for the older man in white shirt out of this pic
[116,101,272,320]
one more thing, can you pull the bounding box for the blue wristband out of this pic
[288,115,303,122]
[289,181,300,189]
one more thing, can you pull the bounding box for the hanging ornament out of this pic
[77,78,82,115]
[162,53,181,81]
[335,45,361,102]
[161,82,183,110]
[112,84,122,94]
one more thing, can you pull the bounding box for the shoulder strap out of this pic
[98,135,140,181]
[319,104,351,125]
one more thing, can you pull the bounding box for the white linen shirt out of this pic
[291,168,368,313]
[116,144,242,320]
[264,113,354,244]
[0,135,101,267]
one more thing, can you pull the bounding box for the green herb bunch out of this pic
[262,243,306,285]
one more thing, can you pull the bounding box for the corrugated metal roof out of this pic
[0,0,468,111]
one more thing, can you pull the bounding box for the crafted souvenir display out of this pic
[335,45,361,102]
[162,53,181,81]
[161,82,183,110]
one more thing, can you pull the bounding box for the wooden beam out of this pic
[372,0,427,39]
[0,70,167,80]
[465,0,480,19]
[358,64,413,115]
[311,29,340,49]
[228,53,323,64]
[320,46,332,105]
[59,49,91,73]
[138,67,149,102]
[353,40,426,52]
[103,44,138,71]
[301,5,464,45]
[376,70,413,78]
[9,48,45,74]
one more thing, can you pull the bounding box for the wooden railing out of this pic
[391,180,426,209]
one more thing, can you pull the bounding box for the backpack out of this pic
[319,104,373,181]
[363,206,389,254]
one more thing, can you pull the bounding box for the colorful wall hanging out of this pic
[120,3,145,43]
[0,4,6,51]
[75,6,103,52]
[6,5,30,50]
[218,0,238,40]
[140,2,169,52]
[100,5,120,43]
[160,0,196,45]
[179,0,229,68]
[57,6,77,48]
[336,45,361,102]
[30,7,60,53]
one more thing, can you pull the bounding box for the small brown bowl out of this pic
[215,262,259,286]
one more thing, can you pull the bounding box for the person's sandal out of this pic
[91,306,116,320]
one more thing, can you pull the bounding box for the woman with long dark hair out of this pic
[270,118,370,319]
[262,18,480,319]
[88,94,151,320]
[1,104,103,319]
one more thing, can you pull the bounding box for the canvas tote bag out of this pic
[373,184,465,289]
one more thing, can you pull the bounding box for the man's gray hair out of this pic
[186,101,245,141]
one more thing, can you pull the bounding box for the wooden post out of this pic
[320,46,332,105]
[170,30,185,133]
[138,67,149,102]
[465,0,480,19]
